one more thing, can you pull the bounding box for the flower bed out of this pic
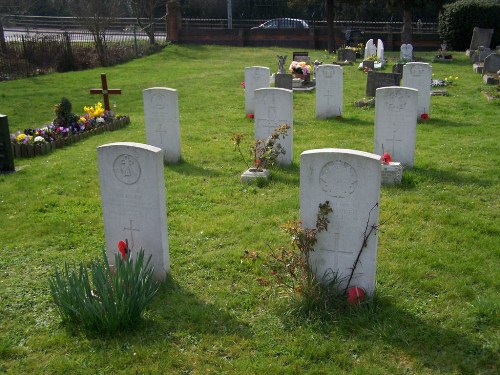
[10,99,130,158]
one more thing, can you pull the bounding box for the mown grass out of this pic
[0,45,498,374]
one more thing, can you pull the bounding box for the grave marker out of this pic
[364,39,376,59]
[274,73,293,90]
[315,64,343,119]
[377,39,384,61]
[374,87,418,167]
[402,62,432,117]
[366,71,400,97]
[143,87,181,164]
[98,142,170,281]
[254,88,293,166]
[244,66,270,115]
[400,44,413,61]
[90,73,122,111]
[467,27,494,55]
[300,148,381,295]
[483,53,500,74]
[0,115,15,173]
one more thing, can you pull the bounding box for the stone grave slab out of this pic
[381,162,403,185]
[366,71,401,97]
[374,87,418,168]
[0,115,15,173]
[377,39,384,61]
[483,53,500,74]
[98,142,170,281]
[402,62,432,117]
[143,87,181,164]
[274,73,293,90]
[400,44,413,61]
[254,88,293,166]
[245,66,270,115]
[315,64,343,119]
[364,39,376,59]
[300,148,381,295]
[467,27,494,55]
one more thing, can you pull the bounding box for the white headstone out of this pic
[364,39,376,59]
[377,39,384,61]
[300,148,381,296]
[245,66,270,115]
[143,87,181,164]
[315,64,343,119]
[400,44,413,60]
[374,87,418,168]
[402,62,432,117]
[98,142,170,281]
[254,88,293,166]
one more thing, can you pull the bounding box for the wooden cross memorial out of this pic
[90,73,122,111]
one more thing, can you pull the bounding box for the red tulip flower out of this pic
[246,113,254,119]
[347,287,366,305]
[381,152,392,164]
[420,113,429,121]
[117,240,128,260]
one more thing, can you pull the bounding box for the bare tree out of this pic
[67,0,125,65]
[128,0,164,45]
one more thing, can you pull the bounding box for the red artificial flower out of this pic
[117,240,128,260]
[246,113,254,119]
[347,287,366,305]
[255,159,261,167]
[381,152,392,164]
[240,81,246,88]
[420,113,429,121]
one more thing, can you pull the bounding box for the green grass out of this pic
[0,45,499,374]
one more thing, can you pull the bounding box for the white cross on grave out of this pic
[324,89,335,106]
[124,219,140,250]
[384,129,403,155]
[155,127,168,144]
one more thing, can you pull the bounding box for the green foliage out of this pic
[232,123,290,170]
[0,46,498,373]
[52,97,78,128]
[438,0,500,50]
[49,249,159,333]
[265,202,341,312]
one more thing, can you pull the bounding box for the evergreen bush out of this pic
[438,0,500,51]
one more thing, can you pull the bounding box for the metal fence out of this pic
[0,29,167,81]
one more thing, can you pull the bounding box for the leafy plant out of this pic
[232,123,290,171]
[265,201,339,311]
[49,247,159,333]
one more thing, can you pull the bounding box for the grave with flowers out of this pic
[9,97,130,158]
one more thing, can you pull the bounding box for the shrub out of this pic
[438,0,500,51]
[49,248,159,333]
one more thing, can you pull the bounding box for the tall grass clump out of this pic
[49,248,159,333]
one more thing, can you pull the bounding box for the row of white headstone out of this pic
[245,61,432,168]
[95,58,431,294]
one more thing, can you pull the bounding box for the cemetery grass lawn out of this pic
[0,45,498,374]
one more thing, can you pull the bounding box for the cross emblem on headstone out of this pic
[124,219,140,250]
[384,129,403,155]
[324,89,334,106]
[90,73,122,111]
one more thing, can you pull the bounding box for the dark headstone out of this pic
[469,28,494,51]
[362,60,375,70]
[0,115,15,173]
[293,51,310,64]
[483,53,500,74]
[392,63,404,76]
[366,71,401,97]
[275,73,293,90]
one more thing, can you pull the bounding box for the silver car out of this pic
[252,18,309,29]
